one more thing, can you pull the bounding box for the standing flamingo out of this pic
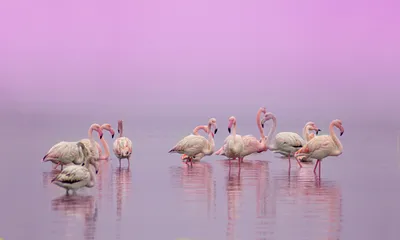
[97,123,115,160]
[80,123,104,162]
[181,125,210,162]
[169,118,218,165]
[222,116,244,167]
[215,107,267,161]
[260,112,307,168]
[113,120,133,167]
[294,119,344,175]
[43,124,104,170]
[299,122,322,162]
[51,142,99,195]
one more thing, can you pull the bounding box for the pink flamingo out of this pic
[299,121,322,162]
[43,124,103,170]
[221,116,245,167]
[79,123,104,162]
[169,118,218,165]
[113,120,133,167]
[294,119,344,175]
[260,112,313,168]
[215,107,267,161]
[181,125,210,162]
[97,123,115,160]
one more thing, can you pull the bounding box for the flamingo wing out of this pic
[242,135,261,154]
[52,165,89,183]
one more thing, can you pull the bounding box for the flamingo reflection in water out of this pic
[96,160,112,202]
[51,195,98,240]
[114,167,132,221]
[219,160,271,240]
[170,162,216,219]
[272,168,342,240]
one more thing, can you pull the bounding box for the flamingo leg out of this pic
[53,162,60,169]
[288,155,291,168]
[313,160,320,173]
[319,161,321,175]
[118,158,121,167]
[238,157,241,168]
[295,157,303,168]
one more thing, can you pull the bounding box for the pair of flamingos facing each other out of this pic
[43,120,133,171]
[171,107,344,174]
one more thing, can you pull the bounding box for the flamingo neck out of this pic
[256,109,265,140]
[232,122,237,138]
[204,123,215,155]
[118,122,123,138]
[100,136,110,159]
[303,124,313,142]
[267,115,277,143]
[329,122,343,152]
[193,125,209,135]
[86,163,96,188]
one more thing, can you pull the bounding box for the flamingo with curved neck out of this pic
[79,124,104,162]
[294,119,344,175]
[169,118,218,165]
[216,107,267,161]
[181,125,210,161]
[97,123,115,160]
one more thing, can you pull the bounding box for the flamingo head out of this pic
[260,107,267,115]
[306,122,322,135]
[117,120,123,134]
[261,112,274,128]
[228,116,236,133]
[333,119,344,136]
[91,124,103,139]
[181,154,189,161]
[208,118,218,134]
[101,123,115,138]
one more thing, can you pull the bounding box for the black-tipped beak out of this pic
[340,131,344,136]
[112,134,114,138]
[316,129,321,135]
[118,129,120,133]
[228,128,231,133]
[261,123,264,128]
[100,134,103,139]
[81,163,85,166]
[96,170,99,174]
[214,128,218,134]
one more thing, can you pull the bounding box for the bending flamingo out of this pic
[97,123,115,160]
[43,124,103,170]
[51,142,99,195]
[294,119,344,175]
[113,120,133,167]
[169,118,218,165]
[79,123,104,161]
[215,107,267,161]
[260,112,307,168]
[221,116,244,167]
[181,125,210,162]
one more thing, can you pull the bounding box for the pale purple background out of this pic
[1,1,400,240]
[1,0,399,122]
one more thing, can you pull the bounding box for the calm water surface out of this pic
[1,111,400,240]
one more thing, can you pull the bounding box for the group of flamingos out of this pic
[169,107,344,175]
[42,120,132,194]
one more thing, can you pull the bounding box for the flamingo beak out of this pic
[181,154,188,160]
[316,129,321,135]
[340,131,344,136]
[214,128,218,134]
[261,118,267,128]
[228,128,231,133]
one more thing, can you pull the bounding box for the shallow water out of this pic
[1,110,400,240]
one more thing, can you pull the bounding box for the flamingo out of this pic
[299,122,322,162]
[169,118,218,165]
[260,112,312,168]
[215,107,267,161]
[113,120,133,167]
[181,125,210,162]
[97,123,115,160]
[294,119,344,175]
[51,142,99,195]
[43,124,103,170]
[222,116,244,167]
[79,123,104,162]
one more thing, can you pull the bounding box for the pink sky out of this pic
[0,0,399,116]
